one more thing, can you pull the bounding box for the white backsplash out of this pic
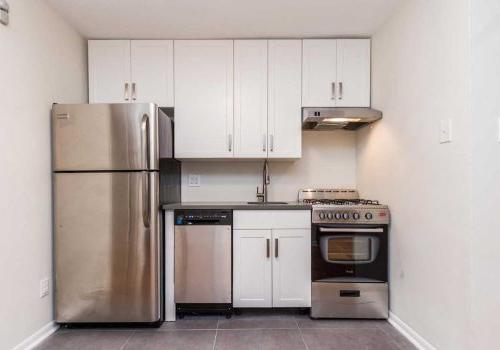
[181,131,357,202]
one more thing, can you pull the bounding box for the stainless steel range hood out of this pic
[302,107,383,131]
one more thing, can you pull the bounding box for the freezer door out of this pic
[52,103,159,171]
[54,171,160,323]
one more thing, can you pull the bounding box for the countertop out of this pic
[161,201,312,210]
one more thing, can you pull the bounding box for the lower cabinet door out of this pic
[233,229,272,307]
[272,229,311,307]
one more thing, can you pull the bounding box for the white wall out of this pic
[0,0,87,349]
[470,1,500,348]
[182,131,356,202]
[356,0,472,349]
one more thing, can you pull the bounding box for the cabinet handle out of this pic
[132,82,137,101]
[262,134,267,152]
[339,82,343,100]
[275,238,279,258]
[124,83,130,101]
[331,82,336,100]
[228,134,232,152]
[270,135,274,152]
[266,239,270,258]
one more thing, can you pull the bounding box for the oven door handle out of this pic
[319,228,384,233]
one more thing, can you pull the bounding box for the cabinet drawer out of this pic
[234,210,311,229]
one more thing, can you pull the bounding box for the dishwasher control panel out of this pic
[174,209,232,225]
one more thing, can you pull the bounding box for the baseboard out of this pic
[388,312,436,350]
[11,321,59,350]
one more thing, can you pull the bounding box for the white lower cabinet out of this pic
[233,210,311,308]
[272,229,311,307]
[233,229,273,307]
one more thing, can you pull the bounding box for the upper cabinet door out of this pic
[234,40,268,158]
[88,40,131,103]
[336,39,371,107]
[174,40,234,158]
[302,39,337,107]
[268,40,302,159]
[131,40,174,107]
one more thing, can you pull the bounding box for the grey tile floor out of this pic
[36,311,417,350]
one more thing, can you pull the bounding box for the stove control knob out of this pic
[365,212,373,220]
[319,212,326,220]
[342,212,350,220]
[327,213,334,220]
[335,212,342,220]
[353,212,360,220]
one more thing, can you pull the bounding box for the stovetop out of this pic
[298,189,390,225]
[302,198,380,206]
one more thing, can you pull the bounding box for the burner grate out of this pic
[303,198,380,205]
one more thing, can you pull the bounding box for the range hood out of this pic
[302,107,383,130]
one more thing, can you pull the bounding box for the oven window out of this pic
[327,237,371,261]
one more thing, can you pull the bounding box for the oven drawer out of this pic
[311,281,388,319]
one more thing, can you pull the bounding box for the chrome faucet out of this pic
[256,160,270,203]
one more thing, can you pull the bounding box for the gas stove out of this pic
[298,189,390,225]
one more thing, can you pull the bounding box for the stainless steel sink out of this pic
[247,201,288,205]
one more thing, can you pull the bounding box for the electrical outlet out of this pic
[188,174,201,187]
[439,118,452,143]
[40,278,49,298]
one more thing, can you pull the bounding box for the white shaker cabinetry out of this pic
[233,210,311,308]
[88,40,174,106]
[302,39,370,107]
[174,40,234,158]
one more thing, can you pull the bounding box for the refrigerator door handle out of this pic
[141,114,150,169]
[142,172,151,229]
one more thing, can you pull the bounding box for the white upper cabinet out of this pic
[174,40,234,158]
[302,39,337,107]
[88,40,174,106]
[130,40,174,106]
[268,40,302,159]
[233,40,268,158]
[88,40,131,103]
[302,39,370,107]
[336,39,371,107]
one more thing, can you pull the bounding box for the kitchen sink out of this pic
[247,201,288,205]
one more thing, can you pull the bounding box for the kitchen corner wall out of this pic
[470,1,500,348]
[181,131,357,202]
[0,0,87,349]
[356,0,472,349]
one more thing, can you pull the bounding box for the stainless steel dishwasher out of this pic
[174,209,232,317]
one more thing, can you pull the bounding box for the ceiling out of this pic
[45,0,404,39]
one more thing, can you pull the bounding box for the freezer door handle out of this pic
[141,114,150,169]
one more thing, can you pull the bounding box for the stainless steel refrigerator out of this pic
[52,103,178,324]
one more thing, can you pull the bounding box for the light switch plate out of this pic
[40,278,49,298]
[440,118,452,143]
[188,174,201,187]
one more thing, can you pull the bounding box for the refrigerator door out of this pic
[54,171,160,323]
[52,103,159,171]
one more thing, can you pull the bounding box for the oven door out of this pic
[319,228,381,265]
[312,226,388,282]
